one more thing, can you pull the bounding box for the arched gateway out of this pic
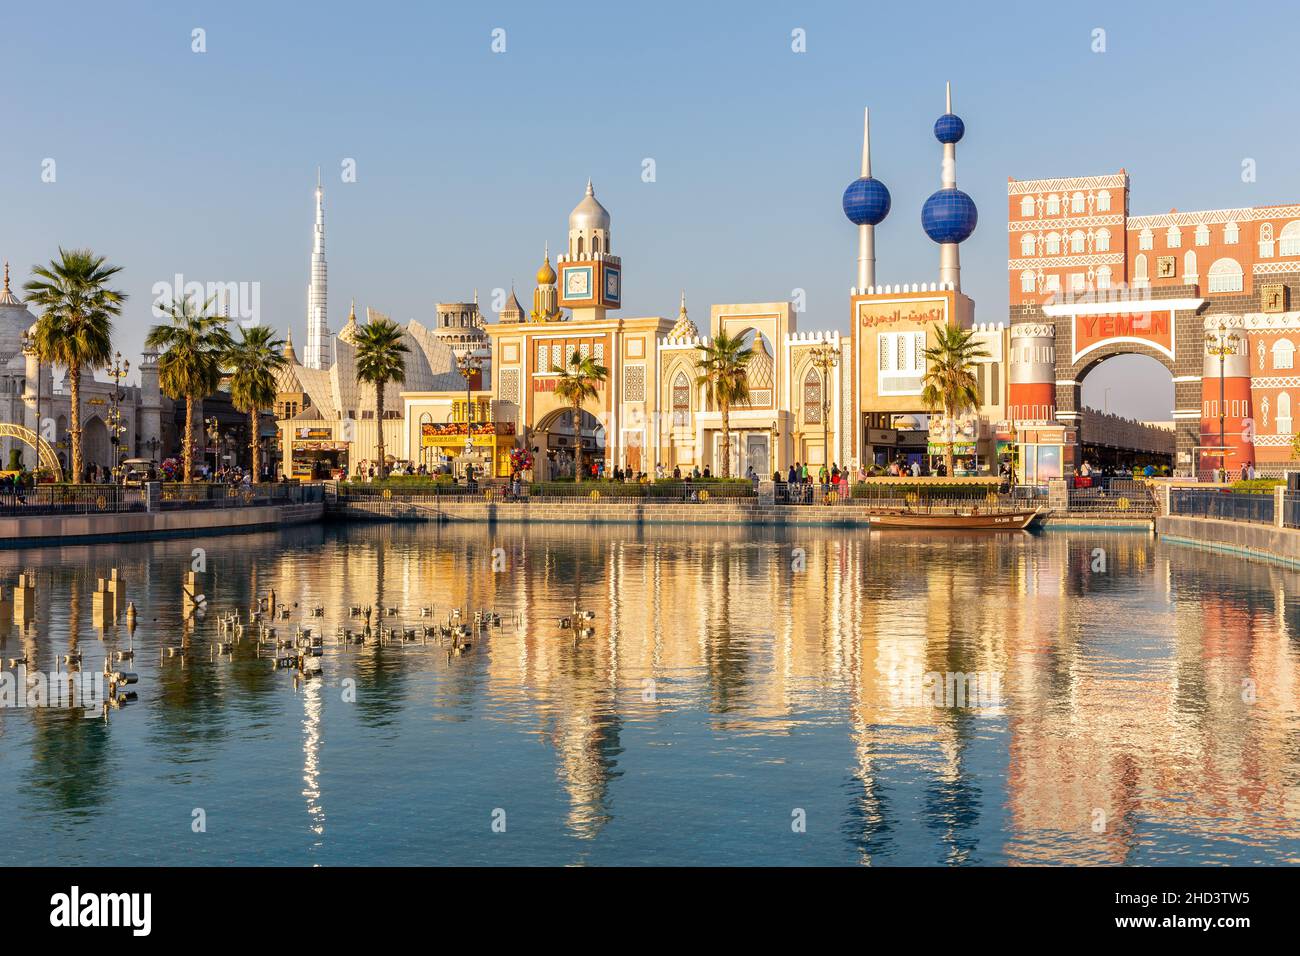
[0,422,64,481]
[1010,291,1211,477]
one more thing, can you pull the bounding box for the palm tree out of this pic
[226,324,287,482]
[920,325,990,479]
[23,248,126,483]
[353,316,408,478]
[553,350,608,481]
[145,296,232,482]
[694,331,753,478]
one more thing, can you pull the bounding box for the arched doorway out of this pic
[82,416,111,474]
[532,407,606,479]
[1075,353,1175,475]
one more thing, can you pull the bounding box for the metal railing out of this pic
[0,484,147,516]
[1065,478,1158,515]
[1281,492,1300,529]
[1169,488,1275,524]
[336,480,758,506]
[159,482,323,509]
[0,481,323,516]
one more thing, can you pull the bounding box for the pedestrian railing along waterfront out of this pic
[0,481,323,517]
[1169,487,1275,524]
[0,484,147,516]
[336,480,758,506]
[1065,478,1158,516]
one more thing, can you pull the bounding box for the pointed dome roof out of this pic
[536,243,556,285]
[283,327,299,363]
[0,262,21,307]
[569,180,610,232]
[338,300,360,345]
[668,291,698,339]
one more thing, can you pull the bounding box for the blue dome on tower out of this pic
[842,176,891,226]
[934,112,964,144]
[922,188,978,244]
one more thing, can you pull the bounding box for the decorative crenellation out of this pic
[849,281,956,296]
[659,334,709,348]
[1129,205,1300,229]
[969,322,1006,333]
[556,252,621,266]
[784,330,841,345]
[1252,261,1300,276]
[1007,173,1128,195]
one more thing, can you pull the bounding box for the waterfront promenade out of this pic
[0,482,324,548]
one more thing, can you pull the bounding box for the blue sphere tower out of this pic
[922,82,977,290]
[842,107,890,291]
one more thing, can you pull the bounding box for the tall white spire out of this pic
[305,169,331,370]
[858,107,874,290]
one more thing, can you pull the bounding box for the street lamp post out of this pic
[810,343,840,470]
[107,351,130,479]
[205,416,220,477]
[1205,324,1241,481]
[20,330,42,470]
[456,349,484,475]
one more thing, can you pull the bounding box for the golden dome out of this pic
[536,243,556,285]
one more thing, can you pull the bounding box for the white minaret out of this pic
[842,107,890,293]
[305,169,331,370]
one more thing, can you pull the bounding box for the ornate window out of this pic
[671,371,691,426]
[1139,228,1153,250]
[591,236,601,255]
[1070,273,1087,293]
[877,331,927,395]
[1071,191,1085,213]
[1096,190,1111,212]
[537,343,548,371]
[1096,265,1112,289]
[1045,232,1061,255]
[499,368,520,404]
[1095,228,1111,252]
[593,343,605,363]
[1184,250,1198,282]
[1166,226,1181,248]
[1279,391,1292,436]
[1273,339,1295,370]
[1224,221,1239,244]
[1280,221,1300,256]
[1133,254,1149,286]
[1020,269,1035,292]
[1195,224,1210,246]
[1259,223,1274,258]
[1208,257,1244,293]
[1020,196,1035,217]
[1046,194,1060,215]
[803,369,822,424]
[1070,230,1085,253]
[1021,233,1036,256]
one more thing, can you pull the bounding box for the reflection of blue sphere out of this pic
[922,188,978,243]
[842,176,892,226]
[934,113,964,144]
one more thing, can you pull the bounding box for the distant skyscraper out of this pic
[305,170,331,370]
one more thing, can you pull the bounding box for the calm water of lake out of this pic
[1,522,1297,866]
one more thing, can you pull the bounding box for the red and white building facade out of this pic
[1007,170,1300,477]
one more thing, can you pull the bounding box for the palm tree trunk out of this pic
[68,364,82,483]
[249,409,260,483]
[375,383,386,479]
[944,404,955,479]
[183,396,195,483]
[573,402,582,481]
[720,399,731,478]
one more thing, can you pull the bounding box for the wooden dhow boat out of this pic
[865,507,1041,530]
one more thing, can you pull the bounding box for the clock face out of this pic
[564,267,590,298]
[604,269,620,300]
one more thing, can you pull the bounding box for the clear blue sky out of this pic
[3,0,1296,419]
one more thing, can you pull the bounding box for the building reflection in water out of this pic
[1,523,1298,864]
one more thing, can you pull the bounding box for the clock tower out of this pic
[558,180,621,321]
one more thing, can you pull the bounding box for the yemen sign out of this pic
[1073,309,1174,362]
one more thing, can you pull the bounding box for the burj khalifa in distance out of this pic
[304,169,331,370]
